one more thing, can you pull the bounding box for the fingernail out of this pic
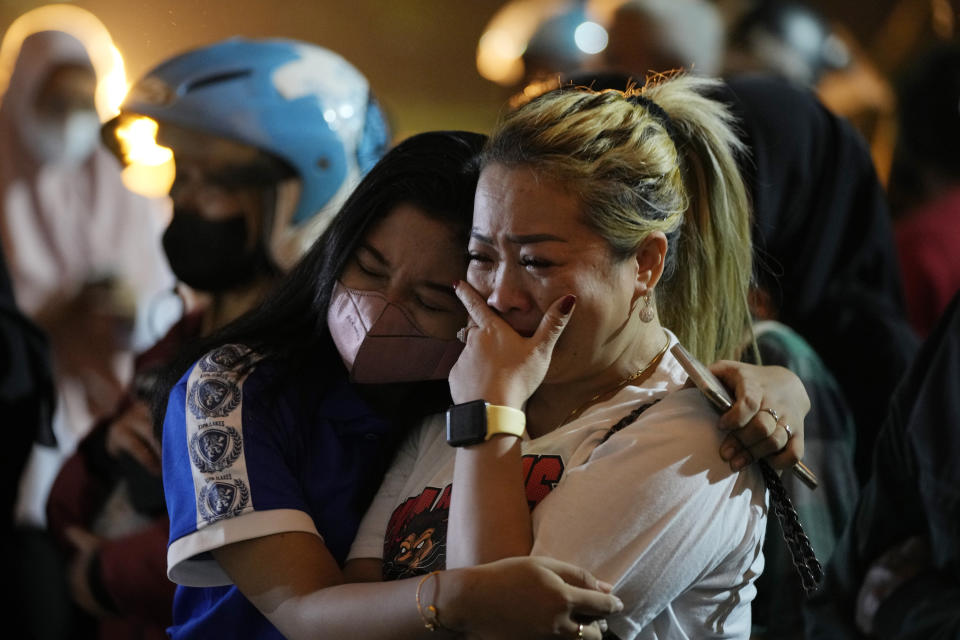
[613,597,624,611]
[560,294,576,314]
[732,454,749,470]
[720,443,736,460]
[597,579,614,592]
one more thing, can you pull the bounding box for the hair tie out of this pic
[628,94,681,149]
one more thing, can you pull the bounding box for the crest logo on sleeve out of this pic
[197,479,250,523]
[189,427,243,473]
[199,344,251,373]
[188,377,241,419]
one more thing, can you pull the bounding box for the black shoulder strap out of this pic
[598,400,661,445]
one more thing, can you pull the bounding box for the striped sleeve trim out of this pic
[167,508,321,586]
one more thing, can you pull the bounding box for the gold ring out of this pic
[577,623,585,639]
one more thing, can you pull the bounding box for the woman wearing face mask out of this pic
[349,77,809,639]
[158,125,807,640]
[0,28,175,529]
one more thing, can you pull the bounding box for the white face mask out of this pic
[22,110,101,166]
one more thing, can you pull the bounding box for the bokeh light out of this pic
[0,3,128,119]
[574,20,608,54]
[113,116,175,197]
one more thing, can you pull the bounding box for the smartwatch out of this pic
[446,399,526,447]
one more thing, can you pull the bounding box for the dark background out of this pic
[0,0,950,139]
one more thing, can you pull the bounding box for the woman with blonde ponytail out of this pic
[349,75,811,639]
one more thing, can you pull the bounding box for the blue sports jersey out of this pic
[161,344,401,639]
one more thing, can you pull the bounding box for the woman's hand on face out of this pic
[446,556,621,640]
[448,281,575,408]
[709,361,809,472]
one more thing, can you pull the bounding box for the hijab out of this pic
[0,30,173,348]
[722,74,920,480]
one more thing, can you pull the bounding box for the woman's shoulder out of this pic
[601,385,764,492]
[191,343,263,377]
[174,343,287,389]
[168,344,271,418]
[624,336,729,444]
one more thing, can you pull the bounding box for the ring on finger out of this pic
[783,423,793,440]
[456,326,469,343]
[760,407,780,424]
[577,623,585,639]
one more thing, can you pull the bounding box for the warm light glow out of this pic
[477,0,611,86]
[574,21,608,54]
[0,4,129,119]
[115,116,173,165]
[102,45,129,117]
[932,0,955,38]
[120,161,175,199]
[476,0,560,86]
[114,116,175,197]
[477,28,527,85]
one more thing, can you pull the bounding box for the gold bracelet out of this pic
[415,570,443,631]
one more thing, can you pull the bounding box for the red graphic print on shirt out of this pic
[381,455,564,580]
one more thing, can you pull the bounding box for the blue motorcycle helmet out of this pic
[104,37,390,233]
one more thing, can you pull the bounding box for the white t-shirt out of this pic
[349,336,768,639]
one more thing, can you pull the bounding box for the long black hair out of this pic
[153,130,487,433]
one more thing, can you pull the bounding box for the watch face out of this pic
[446,399,487,447]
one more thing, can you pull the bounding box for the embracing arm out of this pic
[212,531,620,640]
[711,360,810,472]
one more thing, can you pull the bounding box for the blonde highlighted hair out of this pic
[481,74,754,363]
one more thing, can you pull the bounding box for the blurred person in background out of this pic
[720,0,898,181]
[40,37,389,640]
[604,0,725,78]
[0,27,175,639]
[684,72,910,638]
[719,74,918,486]
[888,42,960,338]
[807,290,960,639]
[0,29,175,529]
[0,238,54,606]
[722,0,851,87]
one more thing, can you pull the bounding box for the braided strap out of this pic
[759,460,824,595]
